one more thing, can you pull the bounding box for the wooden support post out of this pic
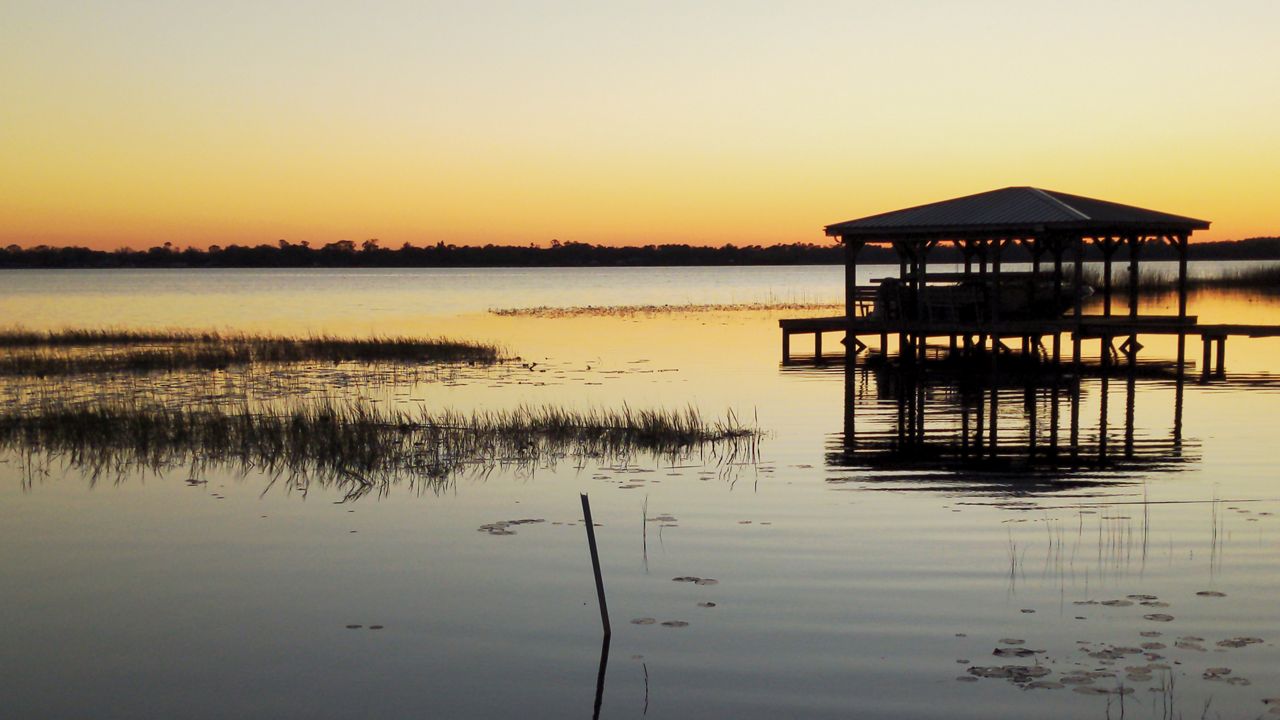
[919,240,930,321]
[896,242,909,363]
[1215,337,1226,378]
[814,331,824,364]
[844,238,861,366]
[917,240,930,365]
[782,331,791,365]
[1072,236,1085,367]
[1176,233,1189,382]
[580,493,611,637]
[1100,236,1117,317]
[1023,237,1043,337]
[1052,241,1064,366]
[1050,238,1064,309]
[1201,336,1212,381]
[1127,235,1141,319]
[1126,235,1141,373]
[844,238,859,324]
[1176,234,1188,320]
[991,240,1003,326]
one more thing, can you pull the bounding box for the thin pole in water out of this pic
[581,493,611,636]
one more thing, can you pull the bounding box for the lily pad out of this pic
[993,647,1040,658]
[1216,636,1263,648]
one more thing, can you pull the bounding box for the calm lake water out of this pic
[3,265,1280,719]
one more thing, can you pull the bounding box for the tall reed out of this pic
[1,398,760,495]
[0,329,503,376]
[1084,265,1280,294]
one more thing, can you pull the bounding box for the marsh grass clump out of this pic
[489,301,843,318]
[1083,265,1280,294]
[0,328,223,348]
[0,398,760,497]
[0,328,503,376]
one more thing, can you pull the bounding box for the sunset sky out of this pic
[3,1,1278,250]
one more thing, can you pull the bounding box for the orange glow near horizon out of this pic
[3,2,1279,252]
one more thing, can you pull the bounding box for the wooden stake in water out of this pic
[580,493,611,636]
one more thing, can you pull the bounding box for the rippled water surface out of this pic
[3,265,1280,719]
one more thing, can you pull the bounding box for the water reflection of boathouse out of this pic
[788,187,1234,475]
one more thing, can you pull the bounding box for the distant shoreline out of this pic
[3,237,1279,269]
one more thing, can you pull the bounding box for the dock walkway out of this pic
[779,314,1280,379]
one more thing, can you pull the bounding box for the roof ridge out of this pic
[1028,187,1090,221]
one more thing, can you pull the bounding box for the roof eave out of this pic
[825,219,1211,240]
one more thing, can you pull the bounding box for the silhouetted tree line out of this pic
[3,237,1280,269]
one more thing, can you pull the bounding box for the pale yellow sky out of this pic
[3,1,1278,249]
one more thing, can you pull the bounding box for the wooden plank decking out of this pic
[778,313,1280,376]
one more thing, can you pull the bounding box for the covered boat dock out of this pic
[782,186,1279,380]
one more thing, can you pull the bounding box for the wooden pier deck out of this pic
[780,313,1280,379]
